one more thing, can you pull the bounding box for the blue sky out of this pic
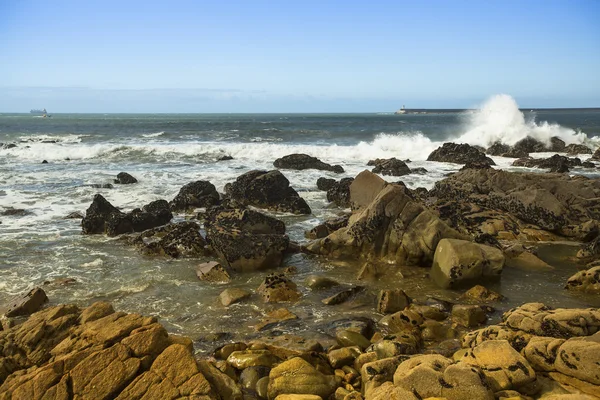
[1,0,599,112]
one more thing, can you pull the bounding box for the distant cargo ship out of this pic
[394,105,406,114]
[30,108,51,117]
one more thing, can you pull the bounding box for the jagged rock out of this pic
[268,357,340,399]
[225,170,311,214]
[257,274,301,303]
[512,154,580,172]
[306,171,466,266]
[427,142,495,165]
[565,266,600,293]
[513,136,549,153]
[565,143,592,155]
[368,158,411,176]
[502,147,529,158]
[317,177,336,191]
[114,172,138,184]
[326,178,354,208]
[461,340,536,391]
[487,142,511,156]
[196,261,231,283]
[132,221,208,258]
[274,153,344,173]
[550,137,567,152]
[219,288,251,306]
[460,161,493,170]
[377,289,411,314]
[591,147,600,161]
[305,214,350,239]
[430,239,505,289]
[1,287,48,318]
[205,208,289,272]
[130,199,173,232]
[170,180,220,212]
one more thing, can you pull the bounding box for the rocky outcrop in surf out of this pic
[170,180,220,212]
[367,158,411,176]
[427,143,495,165]
[273,153,344,173]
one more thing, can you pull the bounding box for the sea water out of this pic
[1,95,600,350]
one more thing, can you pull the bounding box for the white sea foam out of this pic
[141,131,165,138]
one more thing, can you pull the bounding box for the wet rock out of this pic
[368,158,411,176]
[170,180,220,212]
[591,147,600,161]
[306,275,340,290]
[431,239,504,289]
[217,155,234,161]
[460,161,493,170]
[255,308,298,331]
[452,305,488,327]
[306,171,466,266]
[65,211,84,219]
[377,289,411,314]
[327,178,354,208]
[1,287,48,318]
[487,142,511,156]
[257,274,301,303]
[196,261,231,283]
[240,365,270,392]
[502,147,530,158]
[565,143,592,155]
[89,183,114,188]
[274,153,344,173]
[427,142,495,165]
[41,159,48,164]
[410,167,428,174]
[132,221,208,258]
[512,154,580,172]
[356,261,387,281]
[130,199,173,232]
[462,339,536,391]
[322,286,365,305]
[219,288,251,306]
[305,215,350,239]
[565,266,600,293]
[361,356,408,397]
[1,208,29,216]
[197,360,243,399]
[317,177,337,191]
[267,357,340,399]
[114,172,138,184]
[460,285,504,302]
[513,136,549,153]
[328,346,361,369]
[228,350,280,370]
[336,330,371,351]
[225,170,311,214]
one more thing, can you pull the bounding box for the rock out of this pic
[369,158,411,176]
[565,266,600,293]
[205,208,289,272]
[0,208,29,217]
[487,142,511,156]
[502,147,530,158]
[452,305,488,327]
[512,154,580,172]
[257,376,270,398]
[268,357,340,399]
[90,183,114,188]
[274,395,323,400]
[336,330,371,351]
[306,275,340,290]
[513,136,549,153]
[196,261,231,283]
[356,261,387,280]
[306,171,466,266]
[505,251,554,271]
[591,147,600,161]
[114,172,138,184]
[225,170,311,214]
[367,381,418,399]
[462,340,536,391]
[197,360,243,399]
[427,142,495,165]
[328,347,361,369]
[1,287,48,317]
[322,286,364,305]
[317,177,337,191]
[240,365,270,391]
[274,153,344,173]
[326,178,354,208]
[361,357,408,397]
[410,167,428,174]
[228,350,280,370]
[305,215,350,239]
[430,239,505,289]
[459,285,504,302]
[460,161,493,170]
[130,199,174,232]
[132,221,208,258]
[565,143,592,155]
[219,288,252,306]
[217,155,234,161]
[65,211,84,219]
[377,289,411,314]
[41,159,48,164]
[255,308,298,331]
[393,356,495,399]
[257,274,301,303]
[170,180,220,212]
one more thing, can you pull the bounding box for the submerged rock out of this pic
[225,170,311,215]
[427,142,495,165]
[114,171,138,184]
[273,153,344,173]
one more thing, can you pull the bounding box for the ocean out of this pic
[2,94,600,350]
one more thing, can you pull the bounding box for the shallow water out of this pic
[2,99,600,353]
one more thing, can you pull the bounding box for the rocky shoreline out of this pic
[2,139,600,399]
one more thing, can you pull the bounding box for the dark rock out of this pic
[486,142,510,156]
[326,177,354,208]
[81,194,129,235]
[1,287,48,317]
[205,208,289,272]
[114,172,138,184]
[550,136,566,152]
[41,160,48,164]
[317,177,336,191]
[306,214,350,239]
[1,208,29,217]
[582,161,596,168]
[3,143,17,149]
[322,286,365,305]
[224,170,311,215]
[369,158,411,176]
[89,183,114,189]
[460,161,493,171]
[565,143,592,155]
[591,147,600,161]
[170,180,220,212]
[133,221,208,258]
[410,167,428,174]
[512,154,580,172]
[65,212,84,219]
[427,142,495,165]
[512,136,561,153]
[273,153,344,173]
[217,155,234,161]
[502,148,529,158]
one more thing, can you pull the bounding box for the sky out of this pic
[0,0,599,112]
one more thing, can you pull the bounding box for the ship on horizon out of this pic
[394,105,406,114]
[30,108,51,117]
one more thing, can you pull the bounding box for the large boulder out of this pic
[114,172,138,184]
[565,143,592,155]
[225,170,311,215]
[512,136,548,153]
[306,171,466,266]
[512,154,581,172]
[130,221,208,258]
[273,153,344,173]
[267,357,339,399]
[565,266,600,293]
[205,208,289,272]
[326,178,354,208]
[430,239,505,289]
[591,147,600,161]
[427,143,495,165]
[486,142,510,156]
[1,287,48,318]
[170,180,220,212]
[368,158,411,176]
